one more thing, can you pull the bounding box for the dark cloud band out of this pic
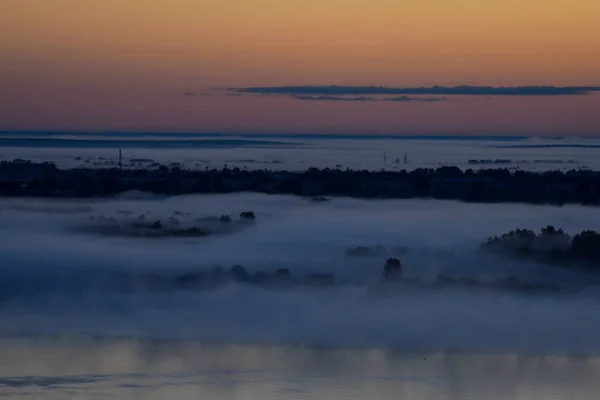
[383,96,446,102]
[229,85,600,96]
[292,95,376,101]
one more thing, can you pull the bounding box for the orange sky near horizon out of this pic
[1,0,599,134]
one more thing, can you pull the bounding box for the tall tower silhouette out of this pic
[118,149,122,169]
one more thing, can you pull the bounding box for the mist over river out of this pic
[1,192,600,398]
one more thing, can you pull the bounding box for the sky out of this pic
[1,0,599,135]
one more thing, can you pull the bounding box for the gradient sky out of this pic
[1,0,599,135]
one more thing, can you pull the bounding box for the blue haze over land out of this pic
[1,132,599,171]
[2,132,600,399]
[1,193,600,354]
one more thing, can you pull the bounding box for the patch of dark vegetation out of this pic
[3,162,600,206]
[482,226,600,270]
[239,211,256,221]
[345,245,408,257]
[309,196,331,203]
[383,258,403,280]
[112,258,563,295]
[126,265,336,291]
[346,245,386,257]
[79,211,257,238]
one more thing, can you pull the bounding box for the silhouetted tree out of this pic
[240,211,256,221]
[383,258,402,280]
[571,231,600,262]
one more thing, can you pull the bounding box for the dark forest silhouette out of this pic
[1,162,600,206]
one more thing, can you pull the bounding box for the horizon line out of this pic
[1,131,600,139]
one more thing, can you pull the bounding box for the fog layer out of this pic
[1,193,600,354]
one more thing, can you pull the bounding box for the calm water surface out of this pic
[0,339,598,399]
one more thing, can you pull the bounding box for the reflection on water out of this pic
[0,339,598,399]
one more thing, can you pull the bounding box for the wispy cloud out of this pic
[229,85,600,96]
[383,96,446,102]
[292,95,376,102]
[183,92,213,97]
[290,95,445,102]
